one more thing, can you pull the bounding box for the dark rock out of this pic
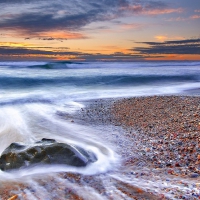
[0,138,97,171]
[166,163,172,167]
[190,173,199,178]
[35,138,56,144]
[178,142,183,146]
[148,124,153,128]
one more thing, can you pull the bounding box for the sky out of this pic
[0,0,200,61]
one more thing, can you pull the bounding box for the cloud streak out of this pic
[132,38,200,55]
[0,45,145,61]
[190,15,200,19]
[119,1,183,15]
[24,31,88,41]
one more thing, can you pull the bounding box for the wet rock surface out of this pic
[0,138,97,171]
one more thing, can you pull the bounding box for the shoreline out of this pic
[1,95,200,199]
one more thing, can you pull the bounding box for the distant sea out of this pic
[0,61,200,199]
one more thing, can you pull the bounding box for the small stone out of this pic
[166,163,172,167]
[8,195,18,200]
[175,163,181,167]
[146,148,151,152]
[190,173,199,178]
[168,169,174,174]
[148,124,153,128]
[178,142,183,145]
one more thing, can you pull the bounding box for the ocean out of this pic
[0,61,200,199]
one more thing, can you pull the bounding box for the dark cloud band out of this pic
[133,38,200,55]
[0,46,145,61]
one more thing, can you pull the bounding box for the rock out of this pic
[178,142,183,146]
[7,195,19,200]
[0,138,97,171]
[190,173,199,178]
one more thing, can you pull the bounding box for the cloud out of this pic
[144,8,183,15]
[0,12,95,33]
[0,46,58,55]
[0,0,42,3]
[190,15,200,19]
[119,1,183,15]
[166,14,200,22]
[154,35,168,42]
[132,38,200,55]
[154,35,185,42]
[0,0,183,35]
[165,17,187,22]
[120,23,144,30]
[24,31,88,41]
[0,45,145,61]
[0,0,125,33]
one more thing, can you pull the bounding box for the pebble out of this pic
[190,173,199,178]
[7,195,19,200]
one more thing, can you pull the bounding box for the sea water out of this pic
[0,61,200,199]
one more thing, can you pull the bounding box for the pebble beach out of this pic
[75,95,200,199]
[112,95,200,177]
[76,95,200,178]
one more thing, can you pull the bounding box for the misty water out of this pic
[0,61,200,199]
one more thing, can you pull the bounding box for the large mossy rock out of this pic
[0,138,97,171]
